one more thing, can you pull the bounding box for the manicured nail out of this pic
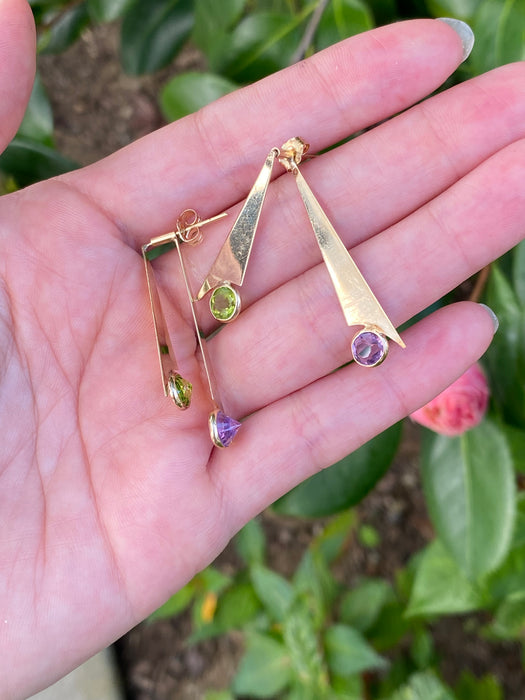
[437,18,475,62]
[478,303,499,333]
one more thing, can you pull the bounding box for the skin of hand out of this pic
[0,0,524,696]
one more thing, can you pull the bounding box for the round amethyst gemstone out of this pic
[351,330,388,367]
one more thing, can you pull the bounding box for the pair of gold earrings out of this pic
[142,137,405,449]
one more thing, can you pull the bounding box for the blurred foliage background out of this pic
[3,0,525,698]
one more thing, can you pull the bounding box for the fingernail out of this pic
[478,303,499,333]
[437,18,475,62]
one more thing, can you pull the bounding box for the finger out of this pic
[209,136,525,417]
[185,61,525,332]
[210,302,496,530]
[0,0,35,152]
[65,19,467,239]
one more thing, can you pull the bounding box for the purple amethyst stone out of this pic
[351,330,388,367]
[214,410,241,448]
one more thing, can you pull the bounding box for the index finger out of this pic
[63,19,467,243]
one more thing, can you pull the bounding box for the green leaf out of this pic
[498,421,525,474]
[511,492,525,549]
[513,240,525,307]
[235,517,266,566]
[121,0,194,75]
[159,72,238,122]
[203,692,234,700]
[310,510,357,563]
[0,137,78,187]
[484,264,525,426]
[410,628,435,670]
[421,420,516,581]
[148,583,195,621]
[88,0,133,21]
[294,549,339,626]
[251,564,294,621]
[425,0,482,21]
[214,580,261,629]
[486,543,525,602]
[193,0,247,53]
[390,671,455,700]
[274,423,402,517]
[18,73,54,146]
[470,0,525,75]
[315,0,373,51]
[406,540,485,618]
[455,671,503,700]
[489,590,525,640]
[367,599,411,652]
[232,633,292,698]
[209,10,311,83]
[282,600,330,696]
[339,578,393,633]
[38,2,91,54]
[324,624,388,677]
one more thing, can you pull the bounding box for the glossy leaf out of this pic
[235,517,266,566]
[484,265,525,426]
[390,671,455,700]
[407,540,485,617]
[315,0,373,51]
[193,0,247,53]
[324,624,388,677]
[274,423,402,517]
[232,633,292,698]
[121,0,194,75]
[425,0,482,20]
[160,72,238,122]
[18,73,54,146]
[38,2,90,54]
[209,10,310,83]
[0,137,77,187]
[421,420,515,581]
[339,578,393,632]
[470,0,525,75]
[88,0,133,21]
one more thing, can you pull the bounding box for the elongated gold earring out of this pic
[142,210,241,448]
[278,137,405,367]
[196,148,279,322]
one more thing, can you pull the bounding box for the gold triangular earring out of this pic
[196,148,279,322]
[278,137,405,367]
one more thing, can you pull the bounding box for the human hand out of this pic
[1,0,524,696]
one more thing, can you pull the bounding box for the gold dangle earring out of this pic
[278,137,405,367]
[143,209,241,448]
[196,148,279,322]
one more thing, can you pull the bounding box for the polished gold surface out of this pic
[142,210,228,407]
[197,148,278,300]
[281,138,405,350]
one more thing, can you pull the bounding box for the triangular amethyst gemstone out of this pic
[215,410,241,448]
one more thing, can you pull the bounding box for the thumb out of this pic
[0,0,36,153]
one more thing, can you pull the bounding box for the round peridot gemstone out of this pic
[210,284,240,323]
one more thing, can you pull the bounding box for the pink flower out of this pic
[410,363,489,437]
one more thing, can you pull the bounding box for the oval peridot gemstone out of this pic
[210,284,240,322]
[167,372,192,410]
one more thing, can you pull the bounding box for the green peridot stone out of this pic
[167,372,192,410]
[210,284,240,323]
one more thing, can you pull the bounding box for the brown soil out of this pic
[37,23,524,700]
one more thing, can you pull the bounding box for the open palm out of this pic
[1,1,525,697]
